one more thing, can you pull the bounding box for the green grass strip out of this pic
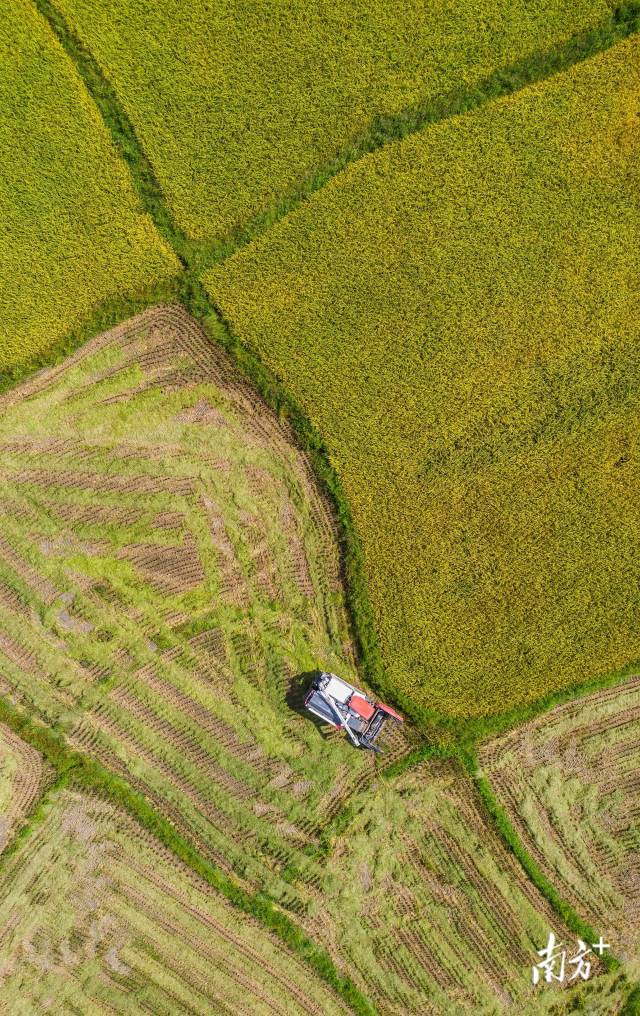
[0,693,376,1016]
[623,983,640,1014]
[32,0,197,269]
[460,746,620,973]
[379,742,455,782]
[37,0,640,274]
[207,1,640,263]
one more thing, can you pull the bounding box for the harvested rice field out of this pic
[479,677,640,975]
[0,0,178,375]
[0,724,49,854]
[0,305,408,914]
[54,0,609,242]
[305,759,618,1015]
[0,782,352,1015]
[208,36,640,722]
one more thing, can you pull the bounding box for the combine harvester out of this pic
[304,672,403,752]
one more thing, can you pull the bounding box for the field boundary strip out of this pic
[34,0,640,276]
[31,0,195,269]
[0,692,378,1016]
[460,744,640,1013]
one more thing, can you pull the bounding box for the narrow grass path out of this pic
[460,748,618,970]
[623,984,640,1014]
[35,0,640,275]
[32,0,192,267]
[13,1,640,1009]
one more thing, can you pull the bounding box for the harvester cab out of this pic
[304,672,403,752]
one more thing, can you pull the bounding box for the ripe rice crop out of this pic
[0,722,49,853]
[53,0,609,242]
[0,305,408,916]
[0,783,352,1014]
[479,677,640,974]
[207,37,640,721]
[0,0,178,375]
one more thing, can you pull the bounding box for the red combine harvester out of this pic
[304,672,403,752]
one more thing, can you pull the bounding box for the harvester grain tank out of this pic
[304,672,403,752]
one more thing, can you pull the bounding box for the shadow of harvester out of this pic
[286,670,336,740]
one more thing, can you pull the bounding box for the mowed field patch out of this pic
[0,723,50,853]
[0,0,178,375]
[0,305,408,916]
[0,783,352,1015]
[208,37,640,721]
[54,0,609,242]
[479,677,640,973]
[305,759,621,1016]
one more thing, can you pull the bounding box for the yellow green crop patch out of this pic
[207,37,640,722]
[0,0,178,375]
[0,783,353,1014]
[55,0,610,243]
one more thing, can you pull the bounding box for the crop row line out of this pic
[0,692,377,1016]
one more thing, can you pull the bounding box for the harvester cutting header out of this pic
[304,672,403,752]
